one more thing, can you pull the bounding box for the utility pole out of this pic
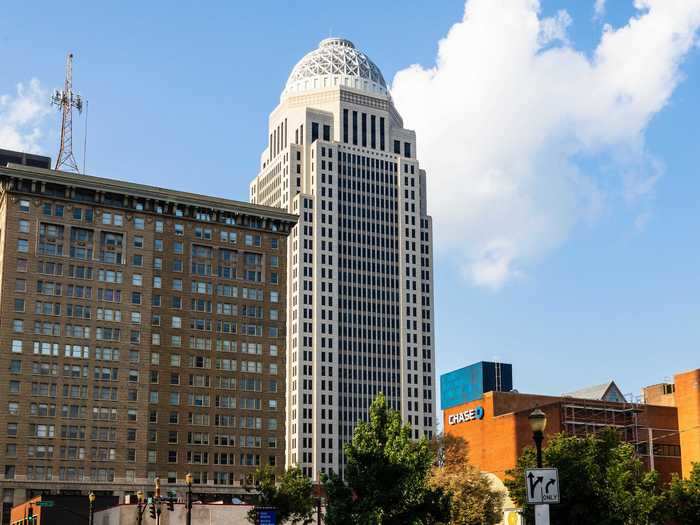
[51,52,84,172]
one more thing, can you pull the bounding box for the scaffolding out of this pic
[560,397,645,449]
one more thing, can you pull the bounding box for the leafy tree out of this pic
[659,462,700,524]
[428,434,503,525]
[247,466,315,524]
[504,428,663,525]
[323,393,450,525]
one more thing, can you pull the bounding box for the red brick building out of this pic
[442,366,699,482]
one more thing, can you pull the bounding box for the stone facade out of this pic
[249,37,437,480]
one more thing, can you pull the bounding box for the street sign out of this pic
[525,468,560,504]
[36,501,54,507]
[258,509,277,525]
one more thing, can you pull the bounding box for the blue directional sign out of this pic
[258,509,277,525]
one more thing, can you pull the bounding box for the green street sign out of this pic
[36,501,54,507]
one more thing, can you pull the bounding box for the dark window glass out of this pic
[323,124,330,141]
[352,111,358,146]
[404,142,412,158]
[343,109,349,143]
[361,113,367,147]
[311,122,319,143]
[394,140,401,154]
[370,115,376,149]
[380,117,385,150]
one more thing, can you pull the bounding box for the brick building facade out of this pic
[0,160,296,521]
[442,364,700,484]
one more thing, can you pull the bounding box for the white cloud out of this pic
[391,0,700,289]
[540,9,572,46]
[0,79,50,153]
[594,0,607,18]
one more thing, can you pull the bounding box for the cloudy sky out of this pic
[2,0,699,398]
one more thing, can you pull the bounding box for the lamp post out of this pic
[528,409,549,525]
[315,496,322,525]
[88,492,96,525]
[136,490,145,525]
[528,408,547,468]
[185,473,193,525]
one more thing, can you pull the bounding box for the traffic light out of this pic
[149,502,156,520]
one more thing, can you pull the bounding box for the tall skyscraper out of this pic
[249,38,436,479]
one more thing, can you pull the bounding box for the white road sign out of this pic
[525,468,560,504]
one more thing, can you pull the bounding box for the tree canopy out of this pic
[428,433,503,525]
[658,462,700,524]
[504,429,663,525]
[323,393,450,525]
[247,466,315,525]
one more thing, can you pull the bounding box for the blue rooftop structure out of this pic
[440,361,513,410]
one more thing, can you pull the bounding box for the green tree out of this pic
[504,428,663,525]
[247,466,315,524]
[323,393,450,525]
[659,462,700,524]
[429,434,503,525]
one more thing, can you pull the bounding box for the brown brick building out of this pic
[643,368,700,479]
[0,158,297,521]
[442,364,699,484]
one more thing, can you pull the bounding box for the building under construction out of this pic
[441,363,699,483]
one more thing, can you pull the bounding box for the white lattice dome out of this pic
[282,38,388,99]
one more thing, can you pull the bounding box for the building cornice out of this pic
[0,164,298,229]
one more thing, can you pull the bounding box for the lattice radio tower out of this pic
[51,52,84,172]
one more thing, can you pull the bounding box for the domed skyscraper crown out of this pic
[282,38,388,100]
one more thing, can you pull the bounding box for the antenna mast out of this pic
[52,52,84,172]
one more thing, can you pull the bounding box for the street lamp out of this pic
[528,408,547,468]
[136,491,145,525]
[186,472,193,525]
[88,492,96,525]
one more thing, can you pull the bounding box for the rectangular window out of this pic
[311,122,319,143]
[352,111,358,145]
[380,117,385,150]
[404,142,412,158]
[371,114,376,148]
[361,112,367,147]
[394,140,401,154]
[323,124,330,141]
[343,109,349,143]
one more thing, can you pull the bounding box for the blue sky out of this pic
[1,0,698,399]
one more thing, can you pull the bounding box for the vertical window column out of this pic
[343,109,349,143]
[352,111,358,146]
[379,117,385,150]
[361,113,367,147]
